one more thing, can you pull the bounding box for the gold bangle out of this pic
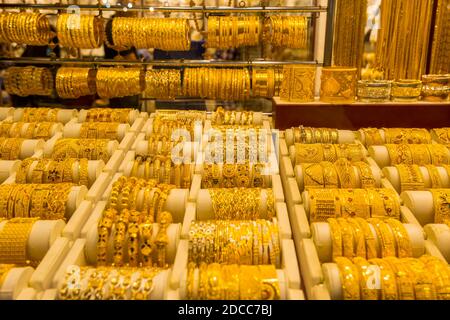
[334,257,361,300]
[384,257,416,300]
[354,161,377,188]
[328,218,343,259]
[403,258,438,300]
[334,158,357,188]
[320,161,339,188]
[347,218,367,258]
[420,255,450,300]
[337,218,354,258]
[368,258,398,300]
[409,144,432,165]
[395,164,425,192]
[0,217,39,265]
[302,163,325,189]
[353,257,379,300]
[339,189,370,219]
[368,218,396,258]
[430,189,450,223]
[385,219,412,258]
[425,165,443,188]
[309,189,340,222]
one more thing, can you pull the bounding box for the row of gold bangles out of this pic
[430,189,450,223]
[308,188,400,222]
[21,108,60,123]
[151,117,198,137]
[212,107,255,126]
[79,122,120,140]
[55,67,96,99]
[15,158,89,186]
[359,127,433,147]
[0,121,56,140]
[385,144,450,166]
[0,218,40,266]
[0,184,73,220]
[294,143,365,165]
[326,217,412,261]
[188,219,280,267]
[85,108,132,123]
[4,66,53,97]
[0,12,53,45]
[56,14,104,49]
[333,255,449,300]
[96,67,143,99]
[130,156,191,189]
[96,177,174,268]
[263,16,308,49]
[183,68,251,101]
[207,16,260,49]
[252,68,283,98]
[395,164,450,192]
[0,138,25,160]
[302,159,376,190]
[52,138,110,163]
[208,187,275,220]
[59,265,163,300]
[144,69,182,100]
[186,263,281,300]
[202,162,268,188]
[292,127,339,144]
[433,128,450,146]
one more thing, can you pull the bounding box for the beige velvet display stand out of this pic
[0,160,20,183]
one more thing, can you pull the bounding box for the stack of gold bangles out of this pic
[0,138,25,160]
[96,177,174,268]
[326,217,413,260]
[186,263,281,300]
[0,184,73,220]
[56,67,96,99]
[393,164,442,192]
[212,107,255,126]
[144,69,182,100]
[0,218,40,266]
[59,266,164,300]
[15,158,90,186]
[79,122,120,140]
[21,108,59,122]
[208,188,275,220]
[56,14,104,49]
[292,127,340,144]
[252,68,283,98]
[207,16,260,49]
[332,255,450,300]
[96,67,142,99]
[308,188,400,222]
[302,159,376,190]
[85,108,132,123]
[51,138,110,163]
[385,144,450,166]
[294,143,365,165]
[0,12,54,45]
[188,220,280,266]
[111,17,190,51]
[263,16,308,49]
[183,68,251,100]
[202,162,268,188]
[0,122,56,140]
[4,66,53,97]
[383,128,432,144]
[130,156,191,189]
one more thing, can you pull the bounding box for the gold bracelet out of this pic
[430,189,450,223]
[425,165,443,188]
[302,163,325,189]
[385,219,412,258]
[427,144,450,165]
[395,164,425,192]
[347,218,367,258]
[354,161,377,188]
[328,218,343,259]
[384,257,416,300]
[334,158,357,188]
[309,189,340,222]
[353,257,379,300]
[337,218,355,258]
[0,218,39,265]
[368,258,398,300]
[334,257,361,300]
[368,218,396,258]
[420,255,450,300]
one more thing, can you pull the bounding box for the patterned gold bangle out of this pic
[347,218,366,258]
[420,255,450,300]
[361,128,383,147]
[309,189,340,222]
[334,257,361,300]
[404,258,438,300]
[355,218,377,259]
[328,218,343,259]
[430,189,450,223]
[353,161,377,188]
[385,219,412,258]
[334,158,357,188]
[426,144,450,165]
[0,217,39,265]
[334,144,365,162]
[337,218,355,258]
[368,218,396,258]
[368,258,398,300]
[425,165,443,188]
[339,189,370,219]
[294,144,324,164]
[395,164,425,192]
[239,265,262,300]
[302,163,324,189]
[386,144,413,165]
[384,257,416,300]
[409,144,432,165]
[16,157,36,183]
[259,265,281,300]
[353,257,380,300]
[320,161,339,188]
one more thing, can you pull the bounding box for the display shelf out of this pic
[0,4,328,13]
[273,97,450,130]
